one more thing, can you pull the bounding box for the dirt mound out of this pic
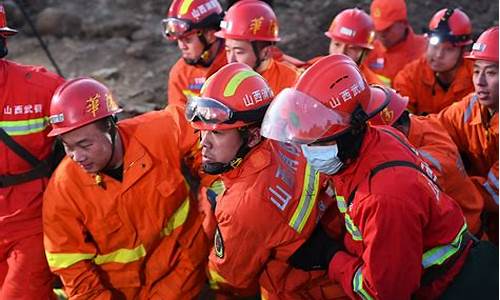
[5,0,498,116]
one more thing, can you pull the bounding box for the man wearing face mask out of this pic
[261,54,496,299]
[215,0,300,95]
[163,0,227,108]
[0,4,65,299]
[393,8,475,115]
[186,62,346,299]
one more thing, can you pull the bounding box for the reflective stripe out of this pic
[46,244,147,270]
[344,213,362,241]
[0,117,49,136]
[487,169,499,189]
[483,181,499,205]
[182,89,199,101]
[422,223,468,268]
[94,244,146,265]
[209,180,225,195]
[45,252,95,269]
[418,150,442,172]
[463,95,478,124]
[223,70,258,97]
[179,0,195,14]
[353,266,374,300]
[53,288,67,300]
[163,197,190,236]
[375,74,391,87]
[208,268,227,290]
[336,195,347,213]
[289,164,319,233]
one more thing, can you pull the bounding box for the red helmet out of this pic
[186,62,274,130]
[215,0,280,42]
[427,8,472,46]
[261,54,389,144]
[369,85,409,126]
[48,78,122,137]
[464,26,499,62]
[162,0,223,40]
[325,8,375,50]
[0,4,17,37]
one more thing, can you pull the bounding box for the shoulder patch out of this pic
[214,226,224,258]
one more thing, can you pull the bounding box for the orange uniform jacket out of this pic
[437,93,499,242]
[406,116,483,234]
[167,45,227,108]
[363,28,427,86]
[0,59,64,241]
[260,57,300,95]
[43,108,209,300]
[393,55,474,115]
[208,140,346,299]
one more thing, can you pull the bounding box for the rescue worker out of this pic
[369,87,484,235]
[363,0,427,86]
[321,8,382,85]
[261,54,497,299]
[0,5,65,299]
[215,0,300,94]
[43,78,208,299]
[393,8,474,115]
[437,26,499,244]
[186,62,346,299]
[163,0,226,107]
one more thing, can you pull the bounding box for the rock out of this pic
[83,18,141,39]
[36,7,82,37]
[125,40,152,59]
[90,67,120,81]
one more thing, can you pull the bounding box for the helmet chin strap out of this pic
[185,33,221,67]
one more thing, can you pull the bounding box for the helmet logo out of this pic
[106,93,119,112]
[86,94,101,117]
[243,87,273,107]
[250,17,264,35]
[269,20,278,36]
[328,79,365,109]
[373,7,382,18]
[339,26,356,37]
[49,113,65,124]
[380,107,394,124]
[472,42,486,52]
[188,0,219,19]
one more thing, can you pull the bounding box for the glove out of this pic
[288,224,343,271]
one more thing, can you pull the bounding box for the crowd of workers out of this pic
[0,0,498,299]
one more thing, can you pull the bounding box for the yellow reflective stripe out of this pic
[208,268,228,290]
[0,117,49,136]
[179,0,195,15]
[336,195,347,213]
[422,223,468,268]
[94,244,146,265]
[344,213,362,241]
[53,288,68,300]
[163,197,190,236]
[375,74,391,86]
[289,164,320,233]
[223,70,258,97]
[353,266,374,300]
[45,252,95,269]
[209,180,225,195]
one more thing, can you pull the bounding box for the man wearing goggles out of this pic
[163,0,227,107]
[394,8,475,115]
[187,62,347,299]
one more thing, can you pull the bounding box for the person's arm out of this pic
[393,64,418,114]
[329,193,423,299]
[43,178,113,300]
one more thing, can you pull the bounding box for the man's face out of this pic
[473,60,499,112]
[375,21,407,49]
[329,38,365,63]
[200,129,243,165]
[177,31,205,62]
[225,38,258,68]
[61,122,113,173]
[426,41,462,72]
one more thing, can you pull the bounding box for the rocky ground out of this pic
[4,0,498,117]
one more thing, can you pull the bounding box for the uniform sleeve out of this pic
[167,64,188,108]
[43,180,113,300]
[393,64,418,114]
[207,198,276,296]
[329,193,423,299]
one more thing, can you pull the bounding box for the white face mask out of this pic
[301,144,344,175]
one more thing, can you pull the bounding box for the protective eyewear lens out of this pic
[161,18,191,40]
[186,97,233,124]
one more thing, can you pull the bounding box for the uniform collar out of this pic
[421,58,473,93]
[222,140,271,186]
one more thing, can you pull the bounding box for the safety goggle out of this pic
[161,18,193,41]
[186,96,269,125]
